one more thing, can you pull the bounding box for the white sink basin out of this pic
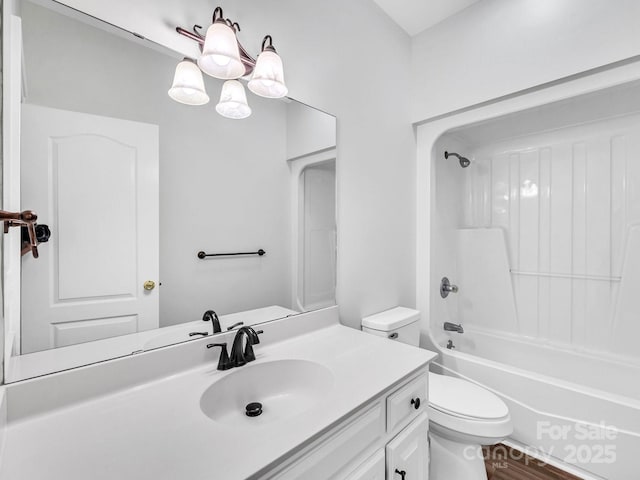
[200,359,334,427]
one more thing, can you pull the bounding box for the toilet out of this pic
[362,307,513,480]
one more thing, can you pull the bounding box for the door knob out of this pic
[395,469,406,480]
[143,280,156,291]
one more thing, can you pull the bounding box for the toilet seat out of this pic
[428,372,508,420]
[428,373,512,442]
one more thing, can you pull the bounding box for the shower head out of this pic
[444,151,471,168]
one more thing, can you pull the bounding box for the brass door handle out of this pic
[143,280,156,291]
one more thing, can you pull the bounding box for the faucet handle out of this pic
[206,342,231,370]
[189,331,209,337]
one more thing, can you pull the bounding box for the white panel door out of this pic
[386,413,429,480]
[21,104,159,353]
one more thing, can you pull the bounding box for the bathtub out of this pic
[431,327,640,479]
[416,62,640,480]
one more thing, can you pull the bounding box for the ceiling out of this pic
[372,0,481,36]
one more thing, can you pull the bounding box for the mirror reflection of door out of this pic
[300,161,336,311]
[21,104,159,354]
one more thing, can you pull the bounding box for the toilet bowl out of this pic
[428,372,512,479]
[361,307,513,480]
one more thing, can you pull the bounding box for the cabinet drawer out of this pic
[386,373,428,432]
[272,402,385,480]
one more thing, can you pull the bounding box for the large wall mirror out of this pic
[3,0,336,382]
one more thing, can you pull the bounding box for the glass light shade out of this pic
[247,49,288,99]
[216,80,252,119]
[168,59,210,105]
[198,22,245,80]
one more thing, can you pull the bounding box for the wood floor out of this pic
[483,444,582,480]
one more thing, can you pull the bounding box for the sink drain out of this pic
[245,402,263,417]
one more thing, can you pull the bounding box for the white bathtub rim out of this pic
[432,360,639,439]
[422,328,640,420]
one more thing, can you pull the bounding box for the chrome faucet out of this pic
[229,326,263,367]
[444,322,464,333]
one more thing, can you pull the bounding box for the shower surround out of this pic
[417,67,640,480]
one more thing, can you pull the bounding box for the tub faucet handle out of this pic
[440,277,459,298]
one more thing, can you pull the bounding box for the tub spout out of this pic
[444,322,464,334]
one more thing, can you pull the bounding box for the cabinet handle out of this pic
[410,397,421,409]
[395,469,407,479]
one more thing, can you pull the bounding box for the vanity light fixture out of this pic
[170,6,288,120]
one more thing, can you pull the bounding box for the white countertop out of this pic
[7,305,299,382]
[0,322,435,480]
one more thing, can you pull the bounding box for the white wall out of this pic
[21,2,292,326]
[411,0,640,122]
[286,101,335,160]
[55,0,416,329]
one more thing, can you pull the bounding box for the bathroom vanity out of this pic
[0,307,436,480]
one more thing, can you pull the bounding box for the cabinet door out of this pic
[270,402,385,480]
[344,449,385,480]
[386,413,429,480]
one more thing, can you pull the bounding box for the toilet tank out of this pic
[361,307,421,346]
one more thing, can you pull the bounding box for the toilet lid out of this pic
[428,373,509,420]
